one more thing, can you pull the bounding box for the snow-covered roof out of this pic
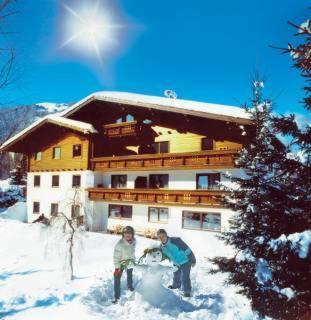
[61,91,252,125]
[0,115,98,151]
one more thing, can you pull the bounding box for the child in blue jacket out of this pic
[157,229,196,297]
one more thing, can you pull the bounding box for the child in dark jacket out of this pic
[157,229,196,297]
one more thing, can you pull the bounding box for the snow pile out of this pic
[1,202,27,222]
[0,218,256,320]
[269,230,311,259]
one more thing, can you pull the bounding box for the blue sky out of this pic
[1,0,310,120]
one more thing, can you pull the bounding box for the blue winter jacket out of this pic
[160,237,196,267]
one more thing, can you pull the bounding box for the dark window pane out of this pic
[33,202,40,213]
[34,175,40,187]
[202,213,221,231]
[121,206,132,219]
[72,175,81,187]
[151,143,158,154]
[52,175,59,187]
[51,203,58,216]
[183,211,201,229]
[159,141,169,153]
[73,144,82,157]
[149,174,169,188]
[71,205,80,218]
[111,175,127,188]
[202,138,214,150]
[208,174,220,190]
[109,205,121,218]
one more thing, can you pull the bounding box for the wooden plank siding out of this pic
[29,132,89,172]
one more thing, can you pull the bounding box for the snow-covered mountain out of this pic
[33,102,70,116]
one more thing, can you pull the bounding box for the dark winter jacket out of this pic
[160,237,196,266]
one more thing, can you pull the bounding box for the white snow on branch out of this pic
[269,230,311,259]
[255,258,272,285]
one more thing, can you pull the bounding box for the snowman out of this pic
[133,247,182,308]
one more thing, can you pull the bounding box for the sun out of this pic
[61,1,124,64]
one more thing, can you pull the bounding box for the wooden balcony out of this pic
[87,188,227,207]
[91,149,239,171]
[103,121,142,138]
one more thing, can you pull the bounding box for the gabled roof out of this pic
[0,115,97,151]
[61,91,252,125]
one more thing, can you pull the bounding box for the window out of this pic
[33,202,40,214]
[196,173,220,190]
[72,175,81,188]
[109,204,132,219]
[53,147,61,159]
[149,174,169,188]
[71,205,80,219]
[35,152,42,161]
[111,175,127,188]
[51,203,58,216]
[73,144,82,157]
[34,175,40,187]
[52,175,59,187]
[148,207,169,223]
[201,138,214,151]
[151,141,169,154]
[182,211,221,231]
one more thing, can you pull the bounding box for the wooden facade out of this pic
[88,188,227,207]
[29,132,89,172]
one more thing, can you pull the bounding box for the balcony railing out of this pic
[103,121,142,138]
[87,188,227,207]
[91,149,239,171]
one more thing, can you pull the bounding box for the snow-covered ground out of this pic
[0,218,256,320]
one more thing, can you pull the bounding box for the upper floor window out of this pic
[151,141,169,154]
[108,204,132,219]
[148,207,169,223]
[33,202,40,214]
[72,175,81,188]
[196,173,220,190]
[51,203,58,216]
[73,144,82,157]
[149,174,169,188]
[202,138,214,151]
[34,152,42,161]
[111,175,127,188]
[182,211,221,231]
[34,175,40,187]
[52,175,59,187]
[53,147,61,159]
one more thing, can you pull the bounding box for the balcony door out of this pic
[135,176,147,189]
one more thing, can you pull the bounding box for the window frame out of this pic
[34,175,41,187]
[52,175,59,188]
[111,175,127,188]
[151,141,169,154]
[149,174,169,189]
[72,144,82,158]
[196,173,221,190]
[72,175,81,188]
[50,203,58,216]
[33,201,40,214]
[52,147,61,159]
[182,211,221,232]
[148,207,169,224]
[108,204,133,220]
[201,137,214,151]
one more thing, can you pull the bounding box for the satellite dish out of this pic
[164,90,177,99]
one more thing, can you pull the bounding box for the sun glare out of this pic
[61,1,124,64]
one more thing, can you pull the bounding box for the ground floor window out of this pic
[148,207,169,223]
[109,204,132,219]
[33,202,40,214]
[51,203,58,216]
[71,204,80,219]
[182,211,221,231]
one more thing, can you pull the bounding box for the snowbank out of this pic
[1,202,27,222]
[0,218,256,320]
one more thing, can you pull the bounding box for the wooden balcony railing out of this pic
[91,149,239,171]
[87,188,227,207]
[103,121,141,137]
